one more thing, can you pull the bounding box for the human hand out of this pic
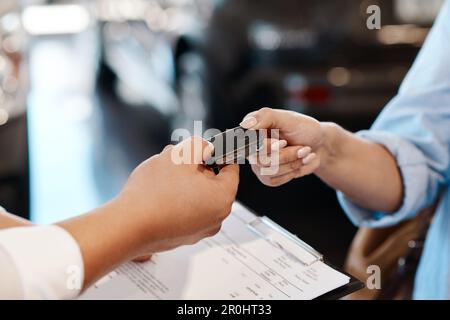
[240,108,326,187]
[116,137,240,257]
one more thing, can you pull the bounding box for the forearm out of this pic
[0,211,33,228]
[315,123,403,213]
[57,197,150,290]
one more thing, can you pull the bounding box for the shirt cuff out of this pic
[0,225,84,299]
[337,130,430,228]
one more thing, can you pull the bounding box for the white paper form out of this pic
[80,203,350,300]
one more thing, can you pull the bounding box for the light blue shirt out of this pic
[338,0,450,299]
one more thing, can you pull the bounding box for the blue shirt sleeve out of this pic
[338,0,450,228]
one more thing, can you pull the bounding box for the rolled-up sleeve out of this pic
[0,225,84,300]
[338,0,450,228]
[338,130,443,227]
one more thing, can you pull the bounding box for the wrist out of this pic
[110,194,156,249]
[315,122,344,175]
[112,191,164,253]
[58,197,156,287]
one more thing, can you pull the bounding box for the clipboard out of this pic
[243,207,364,300]
[81,202,364,300]
[315,266,364,300]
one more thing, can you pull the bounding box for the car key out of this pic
[205,126,264,174]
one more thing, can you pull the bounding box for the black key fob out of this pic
[205,126,264,174]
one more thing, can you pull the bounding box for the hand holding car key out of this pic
[205,117,316,181]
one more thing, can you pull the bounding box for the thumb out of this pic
[216,164,240,193]
[240,108,322,148]
[172,136,214,165]
[240,107,287,130]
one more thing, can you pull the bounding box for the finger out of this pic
[249,138,298,166]
[240,108,322,148]
[253,153,319,182]
[251,164,277,187]
[247,138,279,165]
[215,164,240,200]
[295,154,320,177]
[216,164,240,187]
[261,146,308,167]
[268,170,298,187]
[240,107,295,130]
[256,137,279,156]
[162,144,173,152]
[251,163,259,175]
[239,111,259,129]
[270,139,288,152]
[297,146,312,159]
[301,152,317,165]
[132,254,152,263]
[204,224,222,237]
[264,156,319,182]
[248,138,276,166]
[172,137,213,165]
[255,159,303,177]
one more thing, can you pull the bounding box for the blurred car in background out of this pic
[95,0,442,264]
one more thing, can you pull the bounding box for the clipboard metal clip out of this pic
[247,216,323,266]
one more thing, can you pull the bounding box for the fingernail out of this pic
[302,153,317,165]
[297,146,312,158]
[271,140,287,151]
[239,116,257,129]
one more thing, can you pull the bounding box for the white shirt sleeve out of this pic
[0,217,84,300]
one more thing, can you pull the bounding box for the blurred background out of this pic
[0,0,444,266]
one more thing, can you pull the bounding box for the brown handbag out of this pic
[343,204,436,300]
